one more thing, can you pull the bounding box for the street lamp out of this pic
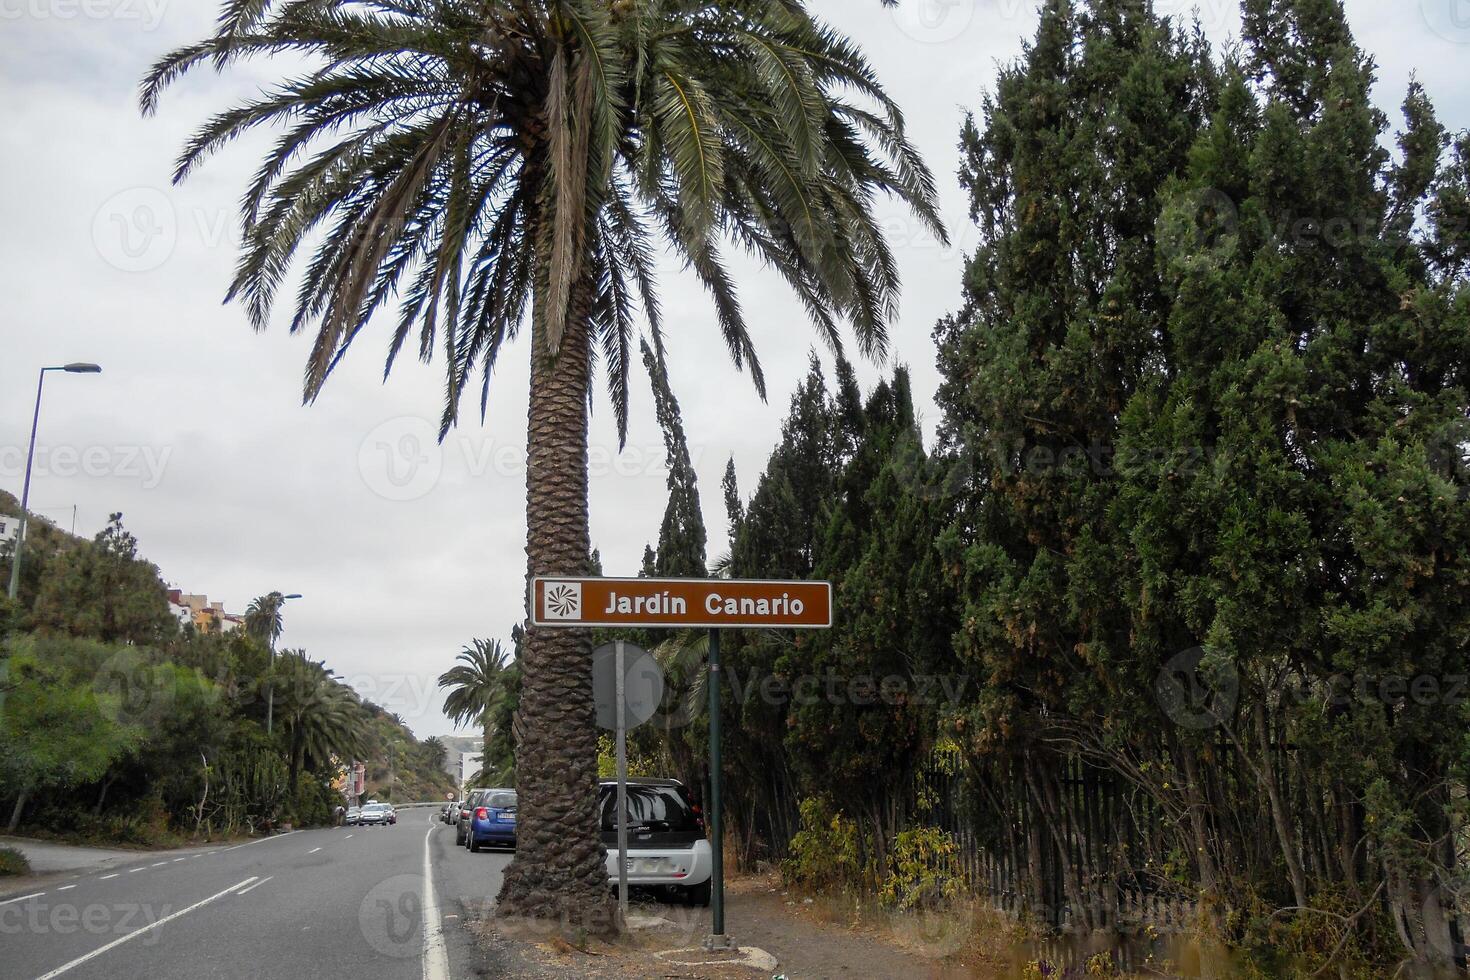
[264,592,303,735]
[7,363,102,601]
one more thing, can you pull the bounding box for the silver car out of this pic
[358,802,395,827]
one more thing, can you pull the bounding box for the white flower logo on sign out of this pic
[544,583,582,621]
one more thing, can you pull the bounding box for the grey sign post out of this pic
[592,641,662,928]
[615,641,627,924]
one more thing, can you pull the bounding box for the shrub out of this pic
[781,797,865,892]
[0,847,30,876]
[879,826,962,911]
[285,781,336,828]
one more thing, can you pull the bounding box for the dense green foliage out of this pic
[929,0,1467,972]
[503,1,1466,972]
[0,514,452,840]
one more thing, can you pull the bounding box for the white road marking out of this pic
[237,876,273,895]
[344,834,353,839]
[33,877,258,980]
[173,857,186,863]
[99,874,119,881]
[57,885,76,892]
[127,868,144,874]
[308,847,322,854]
[150,862,168,868]
[421,822,449,980]
[222,830,299,852]
[0,892,42,906]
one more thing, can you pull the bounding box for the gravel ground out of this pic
[469,875,982,980]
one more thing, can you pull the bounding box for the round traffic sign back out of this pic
[592,642,665,730]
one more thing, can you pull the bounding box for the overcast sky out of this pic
[2,0,1466,740]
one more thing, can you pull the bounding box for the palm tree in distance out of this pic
[424,735,448,773]
[143,0,942,923]
[243,593,286,649]
[439,638,512,772]
[274,652,370,792]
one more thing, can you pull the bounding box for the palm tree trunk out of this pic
[496,275,613,931]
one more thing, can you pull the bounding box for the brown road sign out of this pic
[532,577,832,629]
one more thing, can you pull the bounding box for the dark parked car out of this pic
[466,790,517,852]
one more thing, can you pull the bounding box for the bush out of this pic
[781,797,865,892]
[54,795,177,848]
[879,826,962,911]
[0,847,30,876]
[285,780,337,828]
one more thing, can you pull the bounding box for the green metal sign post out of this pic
[706,627,726,944]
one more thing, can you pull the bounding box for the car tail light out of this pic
[475,807,488,820]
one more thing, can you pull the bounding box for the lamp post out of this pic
[7,363,102,601]
[264,592,303,735]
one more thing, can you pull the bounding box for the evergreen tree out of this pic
[788,367,959,871]
[30,515,176,646]
[642,341,707,579]
[937,0,1469,966]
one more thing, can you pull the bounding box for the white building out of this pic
[0,514,18,547]
[458,750,484,791]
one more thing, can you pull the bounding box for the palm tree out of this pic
[243,593,286,648]
[274,652,370,792]
[143,0,941,922]
[424,735,448,772]
[438,638,511,764]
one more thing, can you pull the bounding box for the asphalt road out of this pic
[1,811,513,980]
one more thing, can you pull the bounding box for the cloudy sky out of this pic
[2,0,1466,740]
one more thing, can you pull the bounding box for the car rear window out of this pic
[598,785,697,832]
[486,792,517,808]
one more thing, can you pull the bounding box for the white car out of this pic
[598,778,711,906]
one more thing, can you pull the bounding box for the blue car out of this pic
[466,789,517,851]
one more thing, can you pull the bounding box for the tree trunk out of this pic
[1180,749,1219,895]
[496,276,613,932]
[94,773,116,816]
[1253,706,1308,909]
[8,785,30,833]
